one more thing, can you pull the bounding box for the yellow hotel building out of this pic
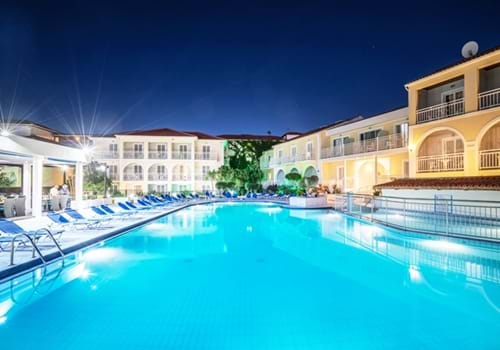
[407,47,500,178]
[263,46,500,193]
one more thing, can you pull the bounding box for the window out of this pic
[134,165,142,174]
[306,142,313,159]
[278,150,283,160]
[395,123,409,147]
[109,144,118,152]
[202,165,210,175]
[441,88,464,103]
[109,165,118,180]
[290,146,297,160]
[202,145,211,160]
[442,137,464,154]
[403,160,409,178]
[157,165,166,174]
[332,137,349,156]
[157,144,166,152]
[179,144,189,159]
[360,130,381,141]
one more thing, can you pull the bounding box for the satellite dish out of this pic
[461,41,479,58]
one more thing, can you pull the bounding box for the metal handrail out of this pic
[9,229,65,266]
[10,234,47,266]
[334,193,500,241]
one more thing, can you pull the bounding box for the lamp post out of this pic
[99,164,108,198]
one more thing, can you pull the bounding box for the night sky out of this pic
[1,0,499,136]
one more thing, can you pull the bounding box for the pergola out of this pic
[0,134,87,217]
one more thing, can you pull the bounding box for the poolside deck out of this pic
[0,200,216,280]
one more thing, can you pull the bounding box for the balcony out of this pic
[148,173,168,181]
[321,133,406,159]
[416,99,464,124]
[479,88,500,110]
[416,153,464,173]
[93,151,119,159]
[171,174,191,181]
[123,151,144,159]
[195,152,218,161]
[148,151,168,159]
[269,153,315,166]
[480,149,500,170]
[123,173,144,181]
[171,151,192,160]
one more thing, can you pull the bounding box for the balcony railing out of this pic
[416,153,464,173]
[123,151,144,159]
[479,88,500,110]
[171,174,191,181]
[123,173,144,181]
[416,99,464,124]
[269,153,315,166]
[148,151,168,159]
[195,152,218,160]
[480,149,500,170]
[171,151,192,160]
[148,173,168,181]
[321,133,406,159]
[93,151,119,159]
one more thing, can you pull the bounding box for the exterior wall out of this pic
[407,50,500,178]
[91,135,224,194]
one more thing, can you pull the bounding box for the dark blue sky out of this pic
[0,0,499,136]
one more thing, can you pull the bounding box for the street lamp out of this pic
[99,164,108,198]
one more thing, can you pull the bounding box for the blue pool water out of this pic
[1,202,499,349]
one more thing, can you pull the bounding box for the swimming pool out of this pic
[1,202,499,349]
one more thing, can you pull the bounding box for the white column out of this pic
[75,162,84,204]
[374,155,378,186]
[22,161,32,214]
[32,156,44,218]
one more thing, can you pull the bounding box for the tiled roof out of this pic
[406,45,500,85]
[374,176,500,190]
[115,128,193,137]
[217,134,283,141]
[183,131,222,140]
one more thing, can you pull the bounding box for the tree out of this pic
[285,172,302,188]
[83,161,111,196]
[0,170,15,187]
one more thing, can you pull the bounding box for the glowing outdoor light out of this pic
[0,129,11,137]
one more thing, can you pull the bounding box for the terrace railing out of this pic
[171,151,192,160]
[480,149,500,170]
[123,151,144,159]
[321,133,406,159]
[148,151,168,159]
[416,99,464,124]
[416,153,464,173]
[195,152,219,161]
[334,193,500,241]
[148,173,168,181]
[123,173,143,181]
[479,87,500,110]
[171,174,191,181]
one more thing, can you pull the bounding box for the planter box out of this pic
[289,196,327,208]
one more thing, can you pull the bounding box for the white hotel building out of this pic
[90,128,225,194]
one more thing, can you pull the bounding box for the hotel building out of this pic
[263,46,500,193]
[89,128,225,194]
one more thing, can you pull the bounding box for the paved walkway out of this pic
[0,201,204,279]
